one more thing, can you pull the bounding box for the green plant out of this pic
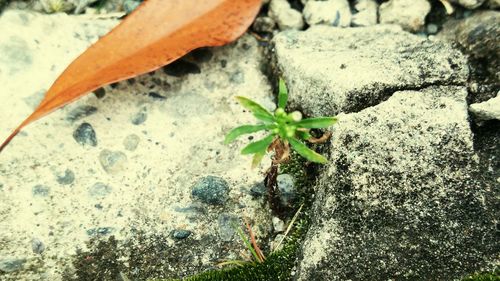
[225,78,337,167]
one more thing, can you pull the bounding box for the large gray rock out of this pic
[379,0,431,32]
[296,86,498,280]
[272,25,468,117]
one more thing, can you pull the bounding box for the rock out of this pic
[131,107,148,125]
[88,182,113,198]
[86,227,114,236]
[379,0,431,32]
[268,0,304,30]
[123,134,140,151]
[0,257,26,273]
[31,238,45,254]
[272,25,468,117]
[99,150,127,174]
[426,23,438,34]
[250,181,267,198]
[352,0,378,26]
[191,176,230,206]
[56,169,75,185]
[218,213,238,241]
[66,105,97,123]
[448,0,486,9]
[470,93,500,121]
[488,0,500,8]
[277,174,296,207]
[438,11,499,104]
[252,16,276,33]
[171,229,192,240]
[73,122,97,147]
[32,184,50,197]
[302,0,351,27]
[296,86,498,280]
[272,217,285,233]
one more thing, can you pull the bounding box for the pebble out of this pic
[31,238,45,254]
[123,134,140,151]
[32,184,50,197]
[303,0,352,27]
[277,174,297,207]
[56,169,75,185]
[252,16,276,33]
[131,107,148,125]
[352,0,378,27]
[86,227,114,236]
[88,182,113,198]
[268,0,304,30]
[272,217,286,233]
[73,122,97,147]
[426,23,439,34]
[250,181,267,198]
[99,150,128,174]
[0,257,26,273]
[191,176,230,206]
[379,0,431,32]
[66,105,97,123]
[93,88,106,99]
[171,229,192,240]
[230,71,245,84]
[218,213,239,242]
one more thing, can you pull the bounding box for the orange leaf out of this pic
[0,0,262,152]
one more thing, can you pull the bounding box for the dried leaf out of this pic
[0,0,262,152]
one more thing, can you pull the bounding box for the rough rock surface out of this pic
[272,25,468,117]
[296,86,498,280]
[0,10,273,280]
[269,0,304,30]
[379,0,431,32]
[449,0,487,9]
[470,93,500,121]
[302,0,351,27]
[352,0,378,27]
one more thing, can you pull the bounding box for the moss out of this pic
[462,269,500,281]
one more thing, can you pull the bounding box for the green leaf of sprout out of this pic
[278,78,288,109]
[288,137,328,163]
[296,130,312,140]
[235,96,275,123]
[251,150,266,169]
[241,134,275,155]
[225,124,271,144]
[293,117,337,129]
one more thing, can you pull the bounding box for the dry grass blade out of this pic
[273,203,304,252]
[245,218,265,262]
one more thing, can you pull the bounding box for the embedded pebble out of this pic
[272,217,286,233]
[269,0,304,30]
[86,227,114,236]
[73,122,97,147]
[88,182,113,198]
[131,107,148,125]
[379,0,431,32]
[277,174,297,206]
[352,0,378,26]
[31,238,45,254]
[99,150,128,174]
[218,213,239,242]
[66,105,97,122]
[171,229,192,240]
[252,16,276,33]
[56,169,75,185]
[191,176,230,206]
[0,258,26,273]
[123,134,140,151]
[250,181,267,198]
[32,185,50,197]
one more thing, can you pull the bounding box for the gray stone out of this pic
[303,0,351,27]
[0,257,26,273]
[272,25,468,117]
[379,0,431,32]
[86,227,114,236]
[277,174,296,207]
[272,217,285,233]
[252,16,276,33]
[171,229,192,240]
[88,182,112,198]
[352,0,378,27]
[449,0,486,8]
[32,184,50,197]
[56,169,75,185]
[123,134,140,151]
[99,150,127,174]
[31,238,45,254]
[296,86,498,280]
[131,107,147,125]
[217,213,238,241]
[250,181,267,198]
[191,176,230,206]
[470,93,500,121]
[73,122,97,147]
[268,0,304,30]
[66,105,97,123]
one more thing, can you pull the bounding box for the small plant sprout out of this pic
[225,78,337,167]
